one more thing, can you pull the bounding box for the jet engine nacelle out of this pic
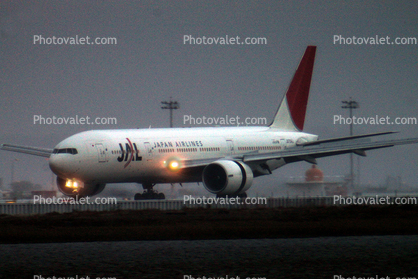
[202,160,253,196]
[56,177,106,198]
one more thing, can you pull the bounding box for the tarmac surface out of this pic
[1,205,418,243]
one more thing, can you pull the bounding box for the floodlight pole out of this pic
[342,97,359,190]
[161,97,179,128]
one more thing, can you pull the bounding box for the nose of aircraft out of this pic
[49,153,77,177]
[49,154,66,176]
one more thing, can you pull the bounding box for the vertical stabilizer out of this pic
[269,46,316,131]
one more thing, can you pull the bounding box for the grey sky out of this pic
[1,1,417,193]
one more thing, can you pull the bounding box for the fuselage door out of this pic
[96,143,107,163]
[280,138,286,149]
[226,140,235,156]
[144,142,153,160]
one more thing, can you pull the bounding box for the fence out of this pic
[0,196,407,215]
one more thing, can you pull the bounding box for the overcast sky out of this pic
[1,1,417,194]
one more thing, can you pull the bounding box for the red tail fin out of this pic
[269,46,316,131]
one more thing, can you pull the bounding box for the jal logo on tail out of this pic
[117,138,142,168]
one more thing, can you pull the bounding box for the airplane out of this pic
[2,46,418,200]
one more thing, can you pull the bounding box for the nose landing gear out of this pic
[134,183,166,200]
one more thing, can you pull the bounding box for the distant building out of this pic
[286,165,348,197]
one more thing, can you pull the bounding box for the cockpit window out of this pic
[53,148,78,155]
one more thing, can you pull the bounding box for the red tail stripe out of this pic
[286,46,316,131]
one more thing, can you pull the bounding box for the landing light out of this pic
[164,157,181,171]
[65,179,80,189]
[170,161,179,169]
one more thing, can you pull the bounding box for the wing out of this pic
[243,137,418,165]
[0,143,53,158]
[181,133,418,171]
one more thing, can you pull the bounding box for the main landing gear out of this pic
[134,183,166,200]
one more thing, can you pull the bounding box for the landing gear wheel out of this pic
[134,183,166,200]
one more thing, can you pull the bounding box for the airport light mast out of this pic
[342,97,359,190]
[161,97,179,128]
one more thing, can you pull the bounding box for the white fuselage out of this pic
[48,126,318,185]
